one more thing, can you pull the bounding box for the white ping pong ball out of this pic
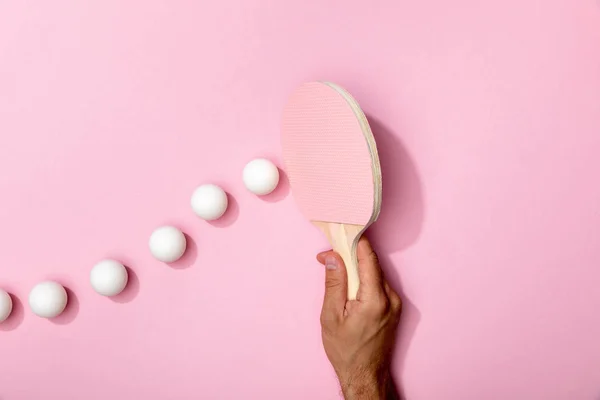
[243,158,280,195]
[90,259,128,297]
[149,226,187,262]
[28,281,68,318]
[0,290,12,322]
[191,184,228,220]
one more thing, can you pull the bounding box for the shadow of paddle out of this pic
[366,115,426,398]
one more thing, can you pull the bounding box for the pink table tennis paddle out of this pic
[281,81,382,300]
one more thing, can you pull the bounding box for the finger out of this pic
[384,281,402,314]
[320,252,348,322]
[356,236,385,299]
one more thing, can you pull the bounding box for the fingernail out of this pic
[325,256,337,270]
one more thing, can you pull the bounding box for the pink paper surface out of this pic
[1,1,599,399]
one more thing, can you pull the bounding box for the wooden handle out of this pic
[313,222,364,300]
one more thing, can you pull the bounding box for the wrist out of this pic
[339,370,394,400]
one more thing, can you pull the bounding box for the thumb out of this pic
[317,251,348,320]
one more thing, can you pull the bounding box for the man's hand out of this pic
[317,236,401,400]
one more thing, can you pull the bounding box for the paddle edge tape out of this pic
[320,81,383,227]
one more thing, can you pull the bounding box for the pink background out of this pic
[1,1,599,399]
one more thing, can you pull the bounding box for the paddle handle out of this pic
[313,222,364,300]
